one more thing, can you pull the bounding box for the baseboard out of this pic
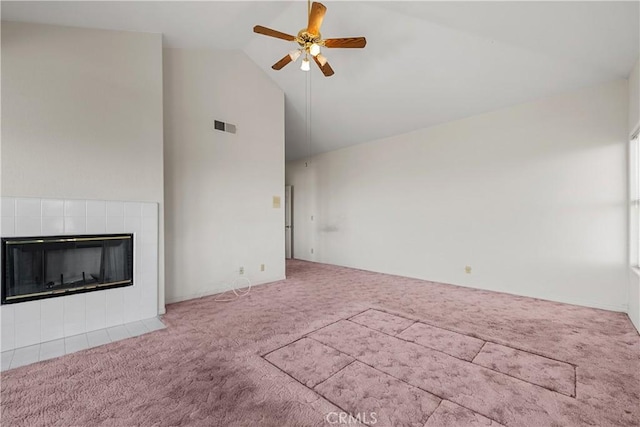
[508,291,627,313]
[301,259,629,314]
[426,278,628,313]
[165,276,286,305]
[456,281,628,313]
[629,315,640,335]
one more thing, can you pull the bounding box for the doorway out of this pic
[285,185,293,259]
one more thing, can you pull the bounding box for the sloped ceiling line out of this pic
[2,1,638,160]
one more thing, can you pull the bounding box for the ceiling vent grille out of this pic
[214,120,237,134]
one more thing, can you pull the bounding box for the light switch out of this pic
[272,196,281,208]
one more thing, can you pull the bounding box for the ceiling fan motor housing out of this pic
[297,30,324,51]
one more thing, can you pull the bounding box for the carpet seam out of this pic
[342,317,577,399]
[312,359,357,390]
[261,336,306,359]
[314,360,441,427]
[395,320,418,336]
[306,335,501,426]
[470,341,487,363]
[259,307,371,357]
[349,318,480,362]
[421,399,443,427]
[372,306,579,368]
[260,355,357,425]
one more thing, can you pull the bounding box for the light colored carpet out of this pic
[1,260,638,426]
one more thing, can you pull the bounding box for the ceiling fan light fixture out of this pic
[309,43,321,57]
[289,49,302,62]
[316,53,328,67]
[301,56,311,71]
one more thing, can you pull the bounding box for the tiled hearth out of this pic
[1,197,159,352]
[1,317,165,371]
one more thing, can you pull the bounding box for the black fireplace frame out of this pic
[1,233,134,305]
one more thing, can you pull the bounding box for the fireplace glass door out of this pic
[2,234,133,304]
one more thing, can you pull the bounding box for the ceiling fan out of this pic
[253,1,366,77]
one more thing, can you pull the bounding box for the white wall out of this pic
[628,58,640,331]
[629,59,640,137]
[287,79,629,312]
[1,22,166,313]
[163,48,285,303]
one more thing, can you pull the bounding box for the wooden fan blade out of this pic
[313,55,334,77]
[253,25,296,42]
[307,2,327,36]
[323,37,367,48]
[272,54,293,70]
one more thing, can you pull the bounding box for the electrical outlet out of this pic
[239,266,244,275]
[465,266,472,274]
[260,264,265,271]
[310,248,314,254]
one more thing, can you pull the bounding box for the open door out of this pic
[285,185,293,259]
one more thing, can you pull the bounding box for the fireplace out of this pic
[2,234,133,304]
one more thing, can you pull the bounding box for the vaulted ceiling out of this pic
[3,1,639,160]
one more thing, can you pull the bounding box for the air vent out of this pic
[213,120,237,134]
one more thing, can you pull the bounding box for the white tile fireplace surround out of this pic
[0,198,159,351]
